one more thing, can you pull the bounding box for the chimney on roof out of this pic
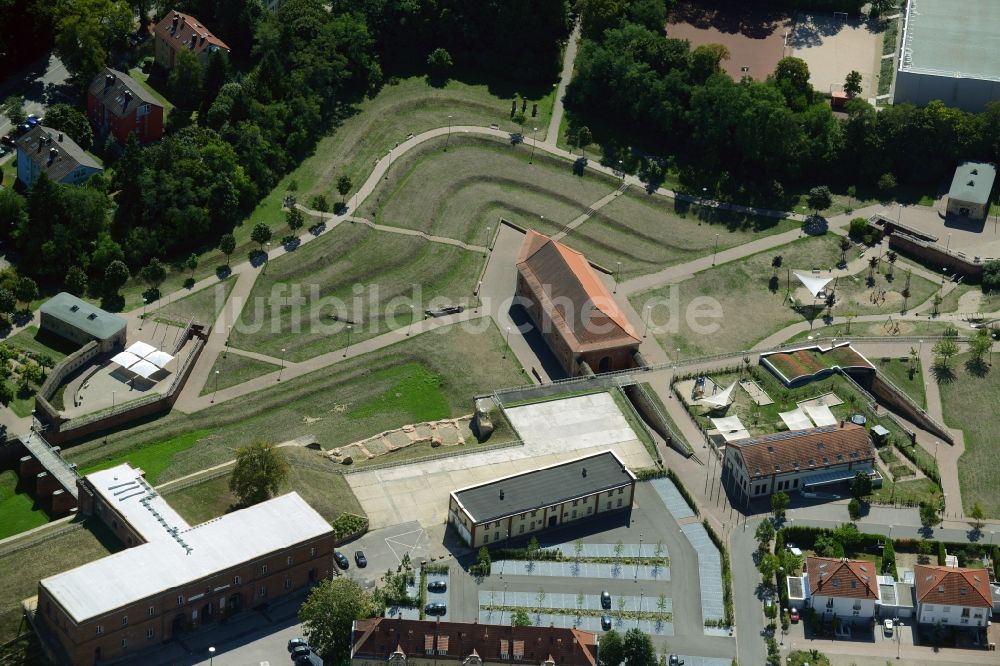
[581,467,587,478]
[499,489,504,501]
[58,133,63,142]
[840,420,844,428]
[123,91,132,109]
[105,73,115,89]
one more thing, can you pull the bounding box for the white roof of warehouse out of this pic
[85,464,190,543]
[41,476,332,623]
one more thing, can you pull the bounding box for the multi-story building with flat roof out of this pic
[448,450,636,548]
[31,464,335,665]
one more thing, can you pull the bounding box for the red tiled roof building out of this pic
[153,10,230,71]
[86,68,164,146]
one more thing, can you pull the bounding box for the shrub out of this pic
[937,541,947,565]
[848,498,862,520]
[982,259,1000,293]
[848,217,869,239]
[331,513,368,539]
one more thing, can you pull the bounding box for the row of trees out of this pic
[566,0,1000,201]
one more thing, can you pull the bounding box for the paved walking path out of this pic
[295,210,488,253]
[545,20,580,146]
[551,183,626,242]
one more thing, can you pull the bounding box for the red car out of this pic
[790,608,800,623]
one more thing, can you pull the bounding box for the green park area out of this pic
[632,235,939,358]
[0,470,51,540]
[152,279,236,328]
[0,521,121,644]
[874,355,926,409]
[199,353,281,396]
[939,353,1000,517]
[64,320,527,508]
[226,221,483,362]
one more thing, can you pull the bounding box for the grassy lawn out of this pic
[128,67,175,117]
[78,430,210,484]
[162,448,364,526]
[870,476,941,507]
[938,353,1000,517]
[0,519,121,644]
[874,356,926,409]
[152,279,236,327]
[358,135,618,244]
[227,221,483,361]
[64,321,528,485]
[247,76,556,240]
[199,353,281,396]
[634,235,940,358]
[4,326,78,363]
[573,190,799,279]
[786,319,963,342]
[0,470,51,540]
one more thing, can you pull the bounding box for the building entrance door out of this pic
[548,516,557,527]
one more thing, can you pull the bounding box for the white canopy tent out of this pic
[794,272,834,299]
[111,351,142,369]
[700,381,737,408]
[710,415,750,442]
[803,404,838,427]
[125,341,157,358]
[129,360,160,380]
[779,409,813,431]
[144,350,174,368]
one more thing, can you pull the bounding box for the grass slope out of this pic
[227,221,482,361]
[938,353,1000,517]
[152,279,236,327]
[78,430,210,484]
[0,470,51,540]
[199,353,281,396]
[64,322,528,486]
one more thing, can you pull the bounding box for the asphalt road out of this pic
[0,53,71,138]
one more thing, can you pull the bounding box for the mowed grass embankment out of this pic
[152,279,236,327]
[0,520,122,644]
[938,353,1000,518]
[248,76,557,239]
[226,221,483,361]
[0,470,51,540]
[199,353,281,396]
[64,321,528,487]
[358,135,618,245]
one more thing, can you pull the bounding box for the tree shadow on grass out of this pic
[964,357,990,378]
[930,363,956,384]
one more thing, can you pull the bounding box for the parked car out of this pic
[424,305,464,317]
[295,653,323,666]
[14,123,30,135]
[600,615,612,631]
[26,115,39,127]
[0,146,6,157]
[354,550,367,567]
[883,618,894,636]
[600,591,611,610]
[428,580,447,593]
[667,656,684,666]
[334,551,349,569]
[288,637,309,652]
[0,134,13,146]
[291,644,312,659]
[789,608,800,623]
[426,602,447,616]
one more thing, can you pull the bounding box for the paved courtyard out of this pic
[345,392,654,529]
[790,13,883,99]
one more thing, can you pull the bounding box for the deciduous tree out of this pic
[229,441,289,506]
[219,233,236,266]
[844,70,863,97]
[251,222,272,251]
[41,103,94,150]
[299,578,377,665]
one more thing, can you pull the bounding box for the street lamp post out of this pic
[713,233,720,265]
[504,326,511,359]
[407,305,414,336]
[613,262,621,293]
[445,115,453,151]
[529,127,538,163]
[344,324,352,358]
[140,298,147,330]
[264,241,271,273]
[211,370,220,403]
[209,646,215,666]
[642,305,651,338]
[278,347,286,381]
[636,533,643,581]
[675,348,681,366]
[484,225,491,257]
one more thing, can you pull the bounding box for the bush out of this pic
[331,513,368,539]
[938,541,947,566]
[848,217,869,239]
[882,539,898,579]
[848,498,862,520]
[983,259,1000,293]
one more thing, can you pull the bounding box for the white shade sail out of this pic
[779,409,813,431]
[700,381,737,408]
[794,272,833,298]
[129,360,160,379]
[144,350,174,368]
[111,351,142,368]
[126,341,157,358]
[802,404,838,427]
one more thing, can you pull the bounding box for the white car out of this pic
[883,618,894,636]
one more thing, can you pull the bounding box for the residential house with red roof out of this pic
[515,230,640,376]
[351,617,598,666]
[803,557,881,622]
[86,68,164,146]
[153,10,229,71]
[914,564,993,629]
[721,422,876,507]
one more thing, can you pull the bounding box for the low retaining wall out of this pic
[37,341,100,401]
[623,384,692,457]
[888,231,986,282]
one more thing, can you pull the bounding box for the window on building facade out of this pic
[285,577,292,590]
[287,556,293,566]
[95,625,104,635]
[310,547,316,558]
[571,510,577,519]
[484,534,489,543]
[826,598,834,608]
[148,606,154,616]
[177,595,184,606]
[259,586,267,598]
[519,525,524,534]
[146,628,154,639]
[587,507,592,515]
[530,510,537,517]
[234,575,241,585]
[607,501,612,509]
[122,616,128,626]
[942,606,950,613]
[617,499,622,508]
[572,499,578,506]
[961,608,970,617]
[261,564,268,575]
[121,639,127,648]
[618,488,624,494]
